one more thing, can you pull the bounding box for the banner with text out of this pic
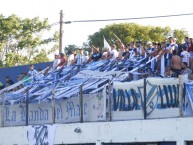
[0,88,106,126]
[112,79,144,120]
[112,77,181,121]
[146,77,179,119]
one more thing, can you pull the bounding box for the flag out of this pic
[103,36,111,51]
[160,55,165,76]
[186,83,193,109]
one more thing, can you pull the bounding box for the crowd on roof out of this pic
[52,36,193,78]
[1,36,193,91]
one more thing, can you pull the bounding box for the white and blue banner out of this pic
[112,77,181,120]
[146,77,179,119]
[112,79,144,120]
[27,124,56,145]
[0,89,106,126]
[185,82,193,116]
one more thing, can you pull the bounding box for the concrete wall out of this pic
[0,118,193,145]
[0,62,52,86]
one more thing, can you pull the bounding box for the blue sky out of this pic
[1,0,193,47]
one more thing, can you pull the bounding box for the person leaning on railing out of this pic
[87,46,102,63]
[181,62,191,75]
[0,81,4,90]
[21,72,31,86]
[55,53,67,69]
[5,76,14,87]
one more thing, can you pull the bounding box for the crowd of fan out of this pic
[53,36,193,78]
[1,36,193,91]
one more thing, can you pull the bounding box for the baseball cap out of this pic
[146,41,152,45]
[102,52,108,56]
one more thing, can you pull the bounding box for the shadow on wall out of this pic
[0,62,53,86]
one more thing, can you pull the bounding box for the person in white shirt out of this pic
[67,50,75,66]
[101,51,109,60]
[173,38,179,51]
[28,64,38,77]
[84,51,89,61]
[74,48,87,65]
[181,46,190,66]
[136,41,145,59]
[128,42,137,60]
[35,68,44,80]
[165,37,175,67]
[52,54,60,69]
[146,41,154,54]
[28,64,38,81]
[109,44,118,61]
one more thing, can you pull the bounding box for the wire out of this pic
[64,12,193,24]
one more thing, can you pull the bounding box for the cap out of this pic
[102,52,108,56]
[146,41,152,45]
[153,42,159,45]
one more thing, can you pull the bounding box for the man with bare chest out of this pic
[171,50,181,76]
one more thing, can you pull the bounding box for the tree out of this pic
[88,23,188,49]
[0,14,59,67]
[64,44,78,55]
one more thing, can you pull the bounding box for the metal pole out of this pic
[79,85,83,123]
[1,92,5,127]
[52,88,56,124]
[179,75,183,117]
[59,10,63,54]
[108,79,112,121]
[144,78,147,119]
[26,88,29,126]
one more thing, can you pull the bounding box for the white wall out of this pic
[0,118,193,145]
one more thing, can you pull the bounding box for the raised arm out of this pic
[113,33,125,49]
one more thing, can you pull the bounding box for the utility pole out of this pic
[59,10,63,54]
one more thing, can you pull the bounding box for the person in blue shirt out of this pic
[88,47,102,62]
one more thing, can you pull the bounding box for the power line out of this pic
[64,12,193,24]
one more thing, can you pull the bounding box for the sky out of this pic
[1,0,193,48]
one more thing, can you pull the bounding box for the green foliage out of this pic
[88,23,188,48]
[0,14,59,68]
[31,49,50,64]
[64,44,78,55]
[5,52,28,67]
[173,29,188,44]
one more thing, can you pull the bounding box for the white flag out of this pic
[160,55,165,76]
[103,36,111,51]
